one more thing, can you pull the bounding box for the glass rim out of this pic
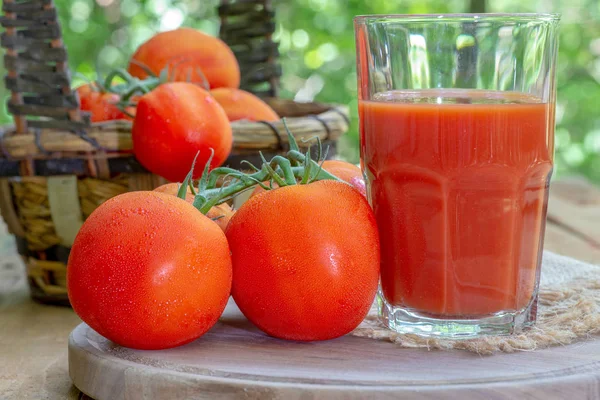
[354,13,561,24]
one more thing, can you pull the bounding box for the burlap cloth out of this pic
[351,251,600,354]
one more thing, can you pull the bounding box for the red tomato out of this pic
[67,191,232,350]
[226,180,380,341]
[153,183,235,232]
[210,88,279,122]
[128,28,240,89]
[153,182,195,202]
[132,82,232,182]
[320,160,366,197]
[206,203,235,233]
[77,83,131,122]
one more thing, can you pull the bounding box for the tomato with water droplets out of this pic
[67,191,232,350]
[226,180,379,341]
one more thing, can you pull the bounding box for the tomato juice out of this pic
[360,89,553,317]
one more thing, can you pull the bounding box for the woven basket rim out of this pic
[0,99,347,130]
[0,99,350,161]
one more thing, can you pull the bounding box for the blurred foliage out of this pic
[0,0,599,183]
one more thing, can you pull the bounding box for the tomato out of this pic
[153,183,235,232]
[210,88,279,122]
[132,82,232,182]
[153,182,195,203]
[250,160,366,198]
[128,28,240,89]
[206,203,235,232]
[77,83,131,122]
[226,180,380,341]
[67,191,232,350]
[320,160,366,197]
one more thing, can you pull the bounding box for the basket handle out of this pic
[1,0,86,135]
[218,0,281,98]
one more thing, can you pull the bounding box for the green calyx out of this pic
[178,119,342,215]
[82,59,212,114]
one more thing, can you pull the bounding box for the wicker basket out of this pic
[0,0,349,305]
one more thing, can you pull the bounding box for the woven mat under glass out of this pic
[352,252,600,354]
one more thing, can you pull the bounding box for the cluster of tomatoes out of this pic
[68,28,380,350]
[67,160,379,350]
[76,28,280,182]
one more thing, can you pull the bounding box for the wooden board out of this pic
[69,300,600,400]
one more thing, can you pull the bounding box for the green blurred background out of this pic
[1,0,599,183]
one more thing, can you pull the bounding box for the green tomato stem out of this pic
[183,118,344,216]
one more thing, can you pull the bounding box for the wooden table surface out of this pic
[1,178,599,400]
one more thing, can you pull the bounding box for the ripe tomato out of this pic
[206,203,235,232]
[67,191,232,350]
[128,28,240,89]
[153,183,235,232]
[250,160,366,198]
[77,83,131,122]
[210,88,279,122]
[132,82,232,182]
[320,160,366,197]
[153,182,195,202]
[226,180,380,341]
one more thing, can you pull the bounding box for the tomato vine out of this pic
[179,119,343,214]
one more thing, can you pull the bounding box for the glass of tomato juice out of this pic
[355,14,560,337]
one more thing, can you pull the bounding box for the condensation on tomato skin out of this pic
[67,191,233,350]
[227,180,380,341]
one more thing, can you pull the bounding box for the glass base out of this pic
[378,292,537,339]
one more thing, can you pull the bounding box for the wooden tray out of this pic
[68,300,600,400]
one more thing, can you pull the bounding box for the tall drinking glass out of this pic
[355,14,559,337]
